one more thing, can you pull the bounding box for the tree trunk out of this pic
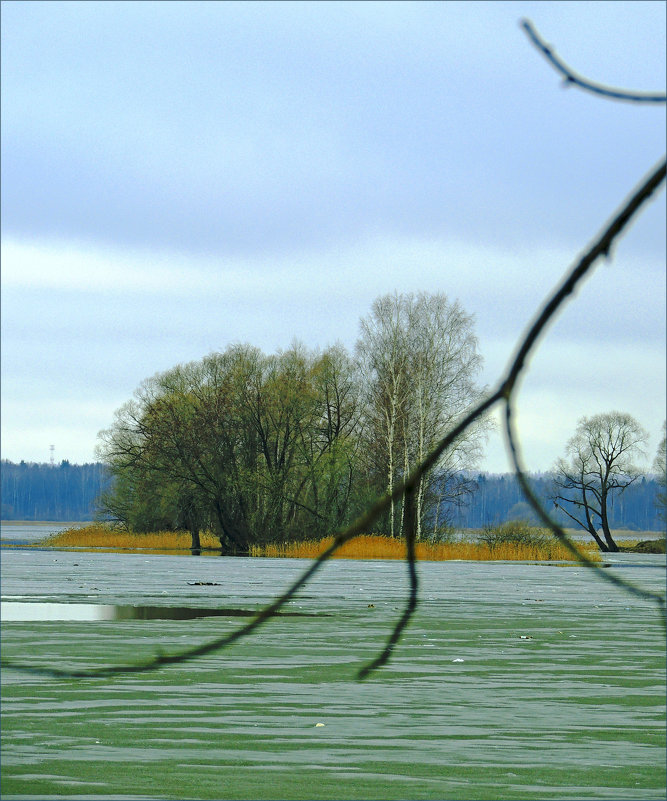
[588,525,609,552]
[582,486,613,551]
[385,405,395,538]
[214,501,249,554]
[600,489,619,552]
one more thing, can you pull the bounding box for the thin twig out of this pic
[357,482,420,679]
[521,19,667,104]
[501,158,667,399]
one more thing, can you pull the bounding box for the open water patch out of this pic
[0,602,328,622]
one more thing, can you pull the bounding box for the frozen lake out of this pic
[1,526,665,800]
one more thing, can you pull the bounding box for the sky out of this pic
[1,0,665,474]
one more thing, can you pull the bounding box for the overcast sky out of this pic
[2,0,665,474]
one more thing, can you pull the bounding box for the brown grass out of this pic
[36,526,602,561]
[39,525,219,552]
[250,534,601,562]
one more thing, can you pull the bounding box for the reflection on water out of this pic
[1,601,327,622]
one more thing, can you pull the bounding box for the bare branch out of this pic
[357,482,419,680]
[521,19,667,104]
[501,158,666,398]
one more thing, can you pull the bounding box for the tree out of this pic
[96,360,222,549]
[552,412,648,551]
[291,343,368,537]
[356,291,486,540]
[97,342,364,551]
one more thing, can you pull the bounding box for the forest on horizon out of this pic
[1,458,663,532]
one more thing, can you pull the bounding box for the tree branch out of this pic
[501,158,666,399]
[521,19,667,104]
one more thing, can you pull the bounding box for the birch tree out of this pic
[356,294,410,538]
[356,292,486,539]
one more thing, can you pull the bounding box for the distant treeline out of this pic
[1,460,111,521]
[449,472,664,532]
[1,459,663,531]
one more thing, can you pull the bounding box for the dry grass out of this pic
[37,526,603,561]
[250,534,601,562]
[39,525,219,552]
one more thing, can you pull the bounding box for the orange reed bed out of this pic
[38,527,600,561]
[250,534,600,562]
[39,525,219,551]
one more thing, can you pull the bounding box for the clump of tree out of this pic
[98,342,368,552]
[444,472,663,531]
[551,412,648,552]
[97,293,487,551]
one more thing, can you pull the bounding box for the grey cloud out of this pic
[2,2,664,258]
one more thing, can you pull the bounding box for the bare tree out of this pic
[356,292,486,540]
[552,412,648,551]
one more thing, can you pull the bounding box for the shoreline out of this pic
[2,522,663,558]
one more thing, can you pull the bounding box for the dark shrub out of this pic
[477,520,552,549]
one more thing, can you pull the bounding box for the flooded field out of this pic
[1,527,665,800]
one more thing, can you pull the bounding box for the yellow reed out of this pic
[249,534,600,562]
[40,525,219,551]
[38,526,600,561]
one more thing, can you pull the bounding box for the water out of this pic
[1,602,328,622]
[0,521,89,546]
[1,533,665,800]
